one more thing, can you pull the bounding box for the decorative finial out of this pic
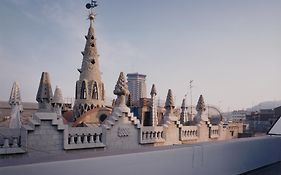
[86,1,98,26]
[113,72,129,107]
[196,95,206,112]
[86,0,98,11]
[165,89,175,109]
[114,72,129,96]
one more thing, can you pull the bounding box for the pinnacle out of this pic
[81,14,98,67]
[36,72,53,103]
[150,84,157,96]
[165,89,174,108]
[52,86,64,104]
[9,82,22,106]
[113,72,129,96]
[196,95,206,112]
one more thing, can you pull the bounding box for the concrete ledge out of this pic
[0,136,280,175]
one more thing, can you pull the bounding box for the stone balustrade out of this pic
[180,126,198,141]
[0,128,27,155]
[64,126,105,150]
[140,126,165,144]
[210,125,220,139]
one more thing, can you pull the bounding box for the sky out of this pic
[0,0,280,112]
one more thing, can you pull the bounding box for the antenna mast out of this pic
[189,80,194,116]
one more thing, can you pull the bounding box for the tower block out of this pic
[73,12,105,118]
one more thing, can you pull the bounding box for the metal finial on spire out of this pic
[86,0,98,12]
[86,1,98,25]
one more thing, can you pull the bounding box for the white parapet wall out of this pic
[64,126,105,150]
[0,136,280,175]
[180,125,198,141]
[140,126,165,144]
[0,128,27,155]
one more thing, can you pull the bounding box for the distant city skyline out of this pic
[0,0,280,112]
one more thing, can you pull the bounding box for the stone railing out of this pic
[0,128,27,155]
[64,126,105,150]
[140,126,165,144]
[180,126,198,141]
[209,125,220,139]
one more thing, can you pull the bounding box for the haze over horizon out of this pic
[0,0,280,112]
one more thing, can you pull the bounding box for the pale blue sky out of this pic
[0,0,280,111]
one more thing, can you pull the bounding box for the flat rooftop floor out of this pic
[242,162,281,175]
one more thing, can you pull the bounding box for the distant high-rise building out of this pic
[127,73,147,105]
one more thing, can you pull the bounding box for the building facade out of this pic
[245,108,281,134]
[127,73,147,105]
[0,2,243,159]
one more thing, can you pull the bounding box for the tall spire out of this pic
[150,84,158,126]
[9,82,22,128]
[36,72,53,112]
[73,1,105,118]
[79,13,100,79]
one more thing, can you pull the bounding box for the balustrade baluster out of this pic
[12,137,18,148]
[96,134,101,143]
[3,138,10,148]
[83,135,88,144]
[89,135,94,143]
[70,135,75,144]
[77,134,82,144]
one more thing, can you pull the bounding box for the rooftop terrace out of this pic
[1,136,280,175]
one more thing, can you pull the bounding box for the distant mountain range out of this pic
[247,101,281,111]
